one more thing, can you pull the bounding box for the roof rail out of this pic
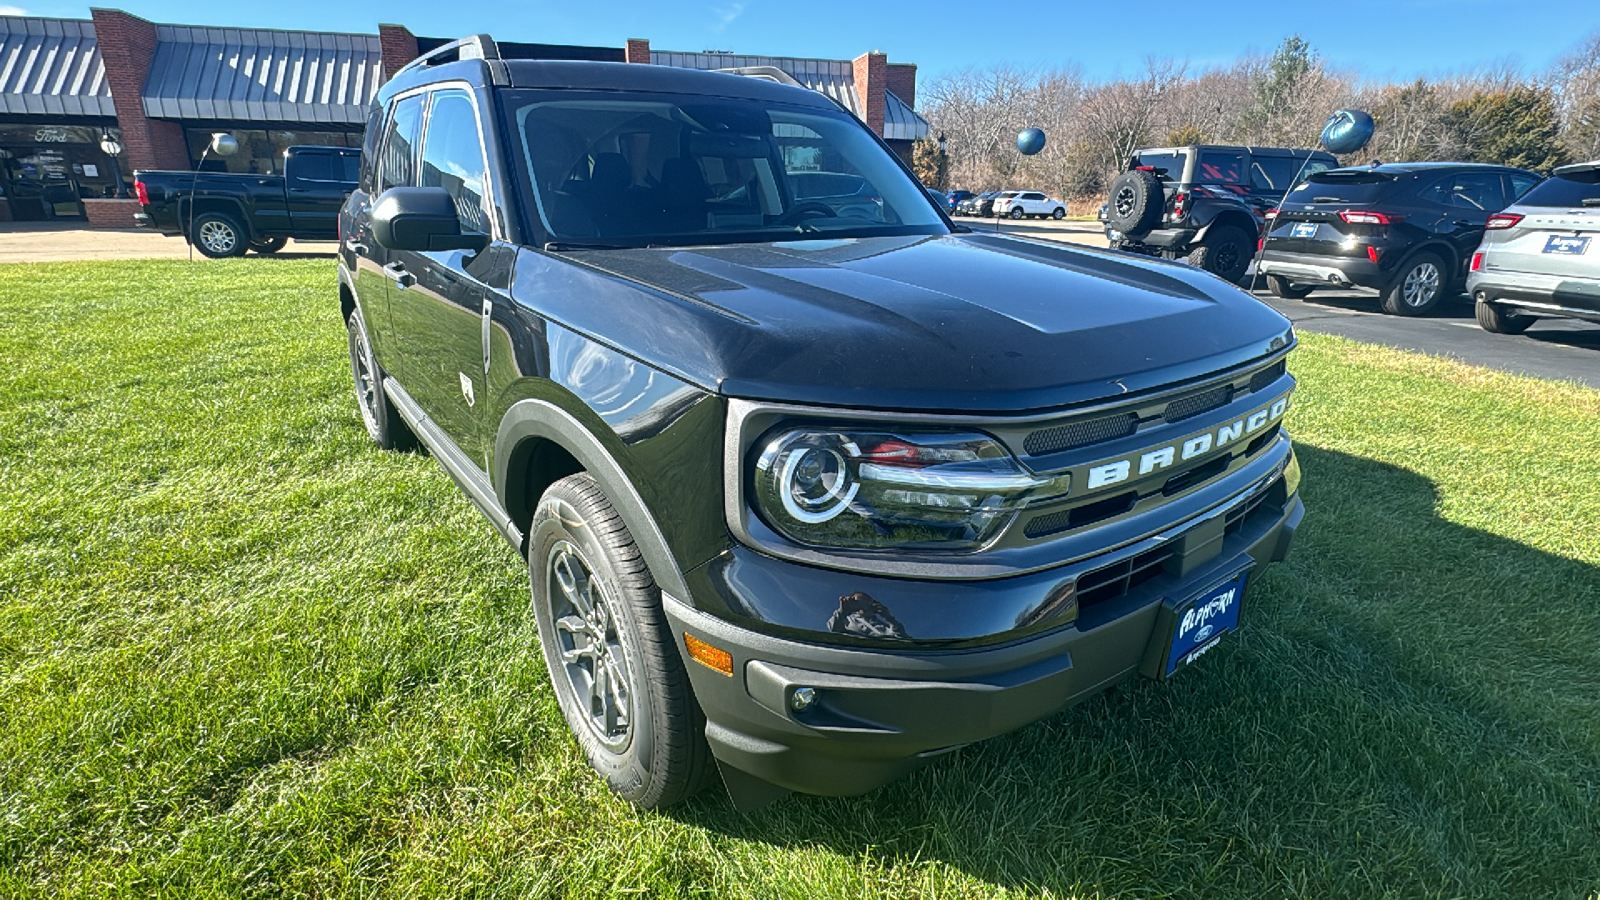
[716,66,804,88]
[393,34,501,79]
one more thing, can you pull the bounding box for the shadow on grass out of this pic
[675,444,1600,897]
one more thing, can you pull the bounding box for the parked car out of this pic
[340,36,1304,811]
[1258,162,1540,315]
[994,190,1067,219]
[944,189,974,212]
[925,187,949,208]
[134,145,361,258]
[1103,144,1339,283]
[1468,160,1600,334]
[959,190,1014,218]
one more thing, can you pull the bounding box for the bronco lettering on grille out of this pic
[1084,395,1289,491]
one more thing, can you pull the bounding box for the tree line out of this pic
[915,33,1600,204]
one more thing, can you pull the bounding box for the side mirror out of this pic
[371,186,490,253]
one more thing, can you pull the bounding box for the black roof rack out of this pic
[394,34,501,79]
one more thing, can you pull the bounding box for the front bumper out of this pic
[666,452,1304,799]
[1258,250,1385,290]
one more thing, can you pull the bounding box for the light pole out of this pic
[937,132,948,192]
[99,132,126,199]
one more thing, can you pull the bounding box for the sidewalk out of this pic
[0,222,335,263]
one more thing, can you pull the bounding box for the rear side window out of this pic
[1251,156,1334,193]
[379,94,425,191]
[419,89,491,234]
[1507,172,1540,201]
[1195,151,1247,185]
[1134,151,1187,182]
[291,153,334,182]
[1514,169,1600,208]
[1422,172,1506,211]
[1286,171,1396,204]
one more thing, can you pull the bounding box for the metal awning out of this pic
[884,90,930,142]
[0,16,114,117]
[142,25,382,124]
[653,51,863,116]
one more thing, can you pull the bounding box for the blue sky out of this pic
[17,0,1600,85]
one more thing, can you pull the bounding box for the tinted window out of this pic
[1134,150,1187,182]
[290,152,358,183]
[1286,171,1397,204]
[1023,192,1045,200]
[360,108,382,190]
[380,94,424,191]
[1423,172,1506,211]
[1506,172,1540,201]
[504,90,944,246]
[420,90,491,234]
[1515,169,1600,207]
[1195,150,1247,185]
[1251,155,1335,193]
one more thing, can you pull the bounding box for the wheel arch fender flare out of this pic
[1193,208,1256,245]
[494,398,692,603]
[1401,241,1460,279]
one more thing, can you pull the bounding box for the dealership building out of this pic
[0,10,927,225]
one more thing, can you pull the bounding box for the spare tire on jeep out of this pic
[1105,169,1164,236]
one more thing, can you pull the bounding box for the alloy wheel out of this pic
[198,220,237,255]
[547,540,633,751]
[349,320,380,435]
[1402,261,1440,308]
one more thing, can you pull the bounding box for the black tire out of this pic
[345,305,416,451]
[249,236,287,254]
[1010,207,1025,219]
[190,211,247,258]
[1475,300,1536,335]
[1186,225,1251,284]
[529,474,711,809]
[1266,274,1313,300]
[1381,251,1447,316]
[1105,169,1163,235]
[1052,207,1066,219]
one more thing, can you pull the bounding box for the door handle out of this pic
[383,261,415,289]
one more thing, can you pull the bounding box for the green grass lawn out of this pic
[1,258,1597,899]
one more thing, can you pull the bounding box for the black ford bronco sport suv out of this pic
[338,36,1305,810]
[1102,144,1338,283]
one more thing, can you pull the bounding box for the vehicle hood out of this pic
[510,233,1293,413]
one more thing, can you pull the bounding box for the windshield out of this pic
[500,89,947,247]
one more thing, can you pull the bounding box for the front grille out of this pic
[1023,413,1137,456]
[1076,544,1174,608]
[1164,384,1233,423]
[1248,360,1287,394]
[1025,491,1136,538]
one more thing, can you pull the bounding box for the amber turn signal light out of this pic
[684,634,733,676]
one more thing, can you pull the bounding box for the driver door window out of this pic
[419,90,491,235]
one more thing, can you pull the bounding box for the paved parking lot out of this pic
[6,219,1597,386]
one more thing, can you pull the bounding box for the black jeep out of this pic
[339,36,1305,810]
[1102,144,1338,283]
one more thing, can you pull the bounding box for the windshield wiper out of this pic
[543,241,633,251]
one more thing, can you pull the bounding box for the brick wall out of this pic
[852,52,887,137]
[625,38,650,64]
[90,8,190,172]
[886,63,916,110]
[83,198,142,228]
[378,24,420,80]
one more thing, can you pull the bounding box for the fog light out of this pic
[790,686,818,712]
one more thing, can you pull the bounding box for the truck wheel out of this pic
[1052,207,1066,219]
[1010,207,1025,219]
[1187,225,1251,284]
[1475,300,1535,334]
[1105,169,1163,236]
[191,212,247,259]
[1381,252,1446,316]
[1266,274,1313,300]
[529,473,711,809]
[345,305,415,451]
[249,236,287,254]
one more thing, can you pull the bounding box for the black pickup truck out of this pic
[134,145,360,257]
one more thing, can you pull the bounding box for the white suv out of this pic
[993,191,1067,219]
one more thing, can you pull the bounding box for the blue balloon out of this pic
[1016,127,1046,156]
[1320,109,1375,155]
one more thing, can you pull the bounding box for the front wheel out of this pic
[1266,274,1314,300]
[345,306,415,451]
[1052,207,1066,219]
[1381,252,1447,316]
[1475,300,1536,334]
[529,474,711,808]
[191,212,247,258]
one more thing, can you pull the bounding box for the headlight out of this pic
[752,429,1069,551]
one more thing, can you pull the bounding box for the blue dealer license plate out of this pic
[1543,235,1591,255]
[1291,222,1318,238]
[1165,571,1249,676]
